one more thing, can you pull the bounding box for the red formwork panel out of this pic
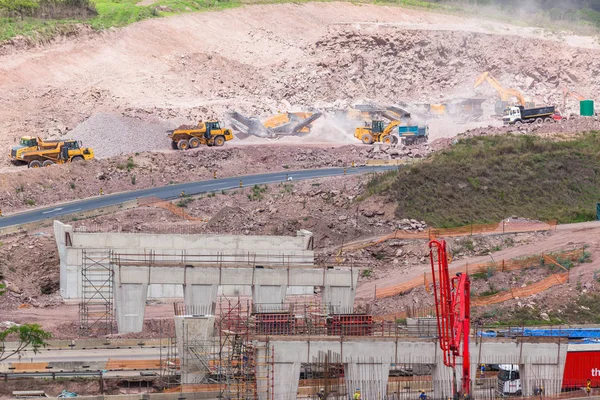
[254,312,296,335]
[326,314,373,336]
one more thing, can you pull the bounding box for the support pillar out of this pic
[256,346,301,400]
[183,284,218,315]
[252,285,286,312]
[114,283,148,333]
[174,316,216,384]
[432,354,454,400]
[322,285,355,314]
[344,357,390,400]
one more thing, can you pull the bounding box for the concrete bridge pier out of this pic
[321,285,355,313]
[252,284,287,311]
[183,283,218,315]
[432,358,456,399]
[344,357,390,400]
[114,282,148,333]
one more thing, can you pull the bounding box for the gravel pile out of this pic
[70,113,173,158]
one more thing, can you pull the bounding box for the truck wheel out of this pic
[214,136,225,146]
[536,118,543,125]
[361,134,373,145]
[514,120,522,126]
[189,137,200,148]
[544,117,552,123]
[72,156,84,162]
[382,135,393,145]
[515,390,522,396]
[42,160,54,167]
[171,141,178,150]
[392,136,399,145]
[177,140,189,150]
[28,160,42,169]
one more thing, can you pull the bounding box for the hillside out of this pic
[382,132,600,227]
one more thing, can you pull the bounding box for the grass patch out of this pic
[360,269,372,278]
[176,194,193,207]
[3,0,599,44]
[386,133,600,227]
[248,184,267,201]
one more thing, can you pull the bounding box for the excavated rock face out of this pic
[281,28,600,110]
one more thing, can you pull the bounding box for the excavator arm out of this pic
[475,72,528,107]
[562,87,586,109]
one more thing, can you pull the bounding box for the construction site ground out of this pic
[2,172,600,337]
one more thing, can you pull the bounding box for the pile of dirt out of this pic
[460,115,600,138]
[69,113,175,158]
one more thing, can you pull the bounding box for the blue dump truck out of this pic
[397,125,429,145]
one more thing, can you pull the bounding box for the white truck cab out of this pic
[498,364,522,396]
[502,107,522,125]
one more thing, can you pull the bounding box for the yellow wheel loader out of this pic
[167,120,234,150]
[354,120,401,145]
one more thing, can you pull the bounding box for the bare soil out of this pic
[1,2,600,159]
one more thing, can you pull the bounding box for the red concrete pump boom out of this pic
[429,240,471,399]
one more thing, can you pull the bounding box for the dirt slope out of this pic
[1,2,599,158]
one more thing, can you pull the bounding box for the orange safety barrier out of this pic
[11,362,49,372]
[146,200,207,222]
[340,220,557,254]
[472,273,568,307]
[105,359,162,370]
[376,248,584,300]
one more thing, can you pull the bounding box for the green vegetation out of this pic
[2,0,600,43]
[23,198,35,206]
[0,323,52,362]
[176,194,193,207]
[487,294,600,326]
[360,268,372,278]
[248,184,267,201]
[383,133,600,227]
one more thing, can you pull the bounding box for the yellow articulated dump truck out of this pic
[167,120,234,150]
[14,139,94,168]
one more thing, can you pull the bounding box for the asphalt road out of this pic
[0,166,394,229]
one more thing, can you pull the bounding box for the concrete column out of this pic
[322,285,355,314]
[344,357,390,400]
[252,285,286,311]
[432,349,454,400]
[255,346,301,400]
[114,282,148,333]
[174,316,216,384]
[183,284,218,315]
[521,361,564,396]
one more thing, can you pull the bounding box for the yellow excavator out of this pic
[474,72,535,115]
[355,120,401,145]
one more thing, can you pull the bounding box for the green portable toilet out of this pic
[580,100,595,116]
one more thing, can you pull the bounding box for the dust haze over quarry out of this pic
[1,2,600,160]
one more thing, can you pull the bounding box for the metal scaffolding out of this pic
[79,249,114,333]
